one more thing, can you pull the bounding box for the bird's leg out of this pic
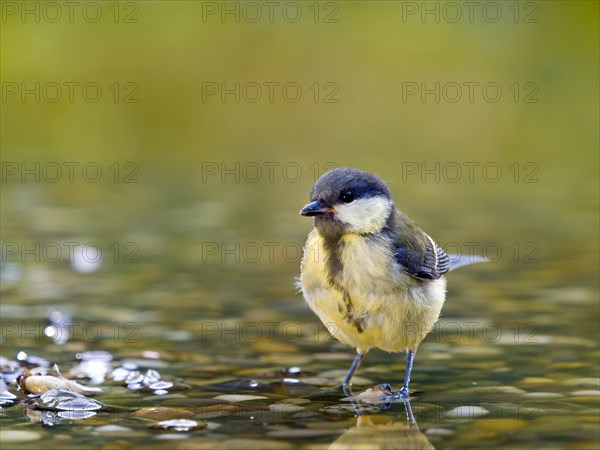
[397,349,415,398]
[378,349,415,401]
[341,351,366,396]
[306,351,367,397]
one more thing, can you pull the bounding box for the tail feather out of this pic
[448,254,489,272]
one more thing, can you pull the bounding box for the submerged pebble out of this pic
[0,430,42,442]
[424,428,454,436]
[95,424,133,433]
[0,380,18,406]
[149,381,173,390]
[57,410,98,420]
[150,419,205,431]
[35,389,105,411]
[214,394,268,402]
[269,403,305,413]
[571,390,600,396]
[524,392,563,399]
[132,406,194,421]
[562,378,600,387]
[446,406,489,420]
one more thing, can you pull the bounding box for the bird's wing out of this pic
[392,211,450,281]
[393,211,489,280]
[394,231,450,281]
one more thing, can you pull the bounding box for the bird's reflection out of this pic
[329,386,435,450]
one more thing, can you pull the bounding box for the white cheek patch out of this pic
[335,196,393,234]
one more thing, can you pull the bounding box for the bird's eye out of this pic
[340,190,355,203]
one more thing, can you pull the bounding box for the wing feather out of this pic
[394,230,450,281]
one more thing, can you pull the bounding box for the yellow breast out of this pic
[300,230,447,353]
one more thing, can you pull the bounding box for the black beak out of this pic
[300,200,335,217]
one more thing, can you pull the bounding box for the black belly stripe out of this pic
[342,290,364,334]
[323,235,343,290]
[323,234,365,334]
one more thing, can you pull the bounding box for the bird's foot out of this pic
[378,385,410,402]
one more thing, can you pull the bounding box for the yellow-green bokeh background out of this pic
[1,2,598,311]
[2,1,598,287]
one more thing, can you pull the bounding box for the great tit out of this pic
[299,167,486,400]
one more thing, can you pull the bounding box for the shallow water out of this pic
[1,191,598,449]
[1,1,599,448]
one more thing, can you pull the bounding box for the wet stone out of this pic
[76,350,113,362]
[23,373,102,395]
[524,392,563,399]
[156,433,192,440]
[518,377,555,385]
[0,430,42,442]
[149,419,206,431]
[125,371,145,384]
[95,424,133,433]
[425,428,454,436]
[566,391,600,403]
[0,380,18,406]
[132,406,194,421]
[149,381,173,390]
[571,390,600,396]
[35,389,105,411]
[57,410,98,420]
[446,406,489,420]
[269,403,305,413]
[111,367,132,382]
[27,410,66,427]
[562,378,600,387]
[213,394,268,402]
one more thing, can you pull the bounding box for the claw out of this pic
[378,386,410,402]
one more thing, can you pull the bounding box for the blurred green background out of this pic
[2,1,598,276]
[1,1,599,448]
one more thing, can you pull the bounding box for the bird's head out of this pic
[300,168,395,238]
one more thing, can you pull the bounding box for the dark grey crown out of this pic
[310,167,392,207]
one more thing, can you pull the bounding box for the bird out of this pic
[298,167,486,401]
